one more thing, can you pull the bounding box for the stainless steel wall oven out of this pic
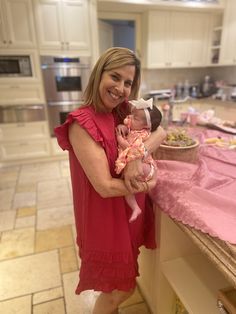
[41,56,90,136]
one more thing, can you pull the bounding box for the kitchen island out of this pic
[138,211,236,314]
[137,127,236,314]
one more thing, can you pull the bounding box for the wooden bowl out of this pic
[153,140,199,163]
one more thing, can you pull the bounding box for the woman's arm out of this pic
[144,125,166,154]
[123,126,166,192]
[69,122,149,198]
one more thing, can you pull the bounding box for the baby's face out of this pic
[125,108,147,130]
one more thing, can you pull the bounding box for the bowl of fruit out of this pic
[154,128,199,163]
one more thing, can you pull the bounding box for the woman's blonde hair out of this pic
[83,47,141,112]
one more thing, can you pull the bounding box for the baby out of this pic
[115,98,162,222]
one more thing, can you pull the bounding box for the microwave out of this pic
[0,55,32,77]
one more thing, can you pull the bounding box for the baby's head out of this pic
[124,100,162,131]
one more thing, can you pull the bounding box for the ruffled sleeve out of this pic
[54,106,104,151]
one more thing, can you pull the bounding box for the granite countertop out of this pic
[177,222,236,289]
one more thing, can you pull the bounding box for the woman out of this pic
[55,47,166,314]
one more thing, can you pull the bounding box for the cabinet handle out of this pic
[66,42,69,49]
[17,123,25,127]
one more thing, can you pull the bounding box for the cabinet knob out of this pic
[8,40,12,44]
[3,40,7,44]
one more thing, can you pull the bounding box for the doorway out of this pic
[98,12,141,58]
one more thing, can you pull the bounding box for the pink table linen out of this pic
[150,129,236,244]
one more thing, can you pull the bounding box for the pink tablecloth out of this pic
[150,129,236,244]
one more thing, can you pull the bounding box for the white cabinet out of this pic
[0,84,45,105]
[0,0,36,48]
[138,212,229,314]
[34,0,91,53]
[0,121,50,161]
[143,10,209,69]
[220,0,236,65]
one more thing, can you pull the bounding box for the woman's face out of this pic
[99,65,135,112]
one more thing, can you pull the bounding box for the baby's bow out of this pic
[129,98,153,110]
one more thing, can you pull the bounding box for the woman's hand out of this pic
[123,159,144,192]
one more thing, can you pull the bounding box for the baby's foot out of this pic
[129,209,141,223]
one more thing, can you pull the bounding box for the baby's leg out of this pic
[125,194,142,222]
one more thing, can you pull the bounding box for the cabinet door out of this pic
[0,122,49,142]
[220,0,236,65]
[146,11,170,68]
[169,12,190,68]
[62,0,90,51]
[0,84,45,105]
[34,0,64,50]
[189,13,209,67]
[3,0,36,48]
[0,1,8,47]
[0,139,50,160]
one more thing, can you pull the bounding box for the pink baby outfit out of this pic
[115,129,155,179]
[54,104,156,294]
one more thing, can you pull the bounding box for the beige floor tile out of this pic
[0,210,16,232]
[13,191,36,209]
[16,182,37,193]
[120,287,144,308]
[33,298,65,314]
[0,227,34,261]
[0,166,19,190]
[35,225,74,252]
[37,178,72,210]
[0,250,61,301]
[15,215,36,229]
[33,287,63,305]
[63,271,99,314]
[120,302,150,314]
[18,162,61,184]
[59,246,78,273]
[17,206,37,217]
[37,205,74,230]
[0,295,31,314]
[0,188,15,211]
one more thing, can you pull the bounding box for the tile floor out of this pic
[0,159,151,314]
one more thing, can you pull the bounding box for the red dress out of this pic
[54,104,156,294]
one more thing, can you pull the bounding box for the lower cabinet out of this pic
[0,121,51,161]
[138,211,230,314]
[0,84,45,105]
[0,139,50,160]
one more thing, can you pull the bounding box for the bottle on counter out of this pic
[176,82,183,99]
[161,103,170,130]
[183,80,190,98]
[203,75,210,96]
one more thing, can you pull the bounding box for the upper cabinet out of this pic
[0,0,37,48]
[143,10,210,69]
[34,0,91,54]
[220,0,236,65]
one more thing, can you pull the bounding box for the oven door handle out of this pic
[48,101,83,106]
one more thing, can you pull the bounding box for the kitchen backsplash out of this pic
[141,66,236,94]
